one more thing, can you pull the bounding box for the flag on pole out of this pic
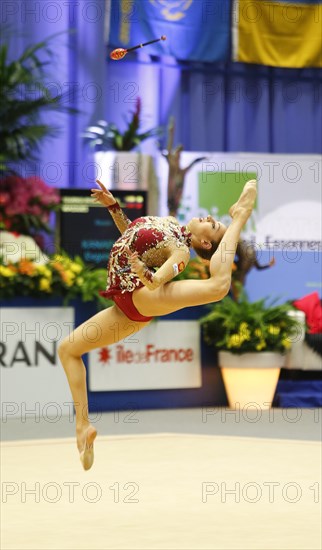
[109,0,231,62]
[232,0,322,68]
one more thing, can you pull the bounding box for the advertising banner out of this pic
[157,152,321,301]
[0,308,74,419]
[88,320,201,391]
[158,152,321,242]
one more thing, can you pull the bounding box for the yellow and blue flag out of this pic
[109,0,231,62]
[232,0,322,68]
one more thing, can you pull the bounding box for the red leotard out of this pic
[100,203,191,322]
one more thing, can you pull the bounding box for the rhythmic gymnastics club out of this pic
[110,35,166,60]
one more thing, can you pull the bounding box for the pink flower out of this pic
[0,175,60,235]
[0,192,10,206]
[40,193,60,206]
[28,205,42,216]
[25,177,60,206]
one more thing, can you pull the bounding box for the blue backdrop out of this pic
[4,0,322,187]
[105,58,322,158]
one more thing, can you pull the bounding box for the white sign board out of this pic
[157,152,322,248]
[88,321,201,391]
[0,307,74,419]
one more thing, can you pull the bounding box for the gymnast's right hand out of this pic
[91,179,116,207]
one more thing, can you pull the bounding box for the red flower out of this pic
[0,175,60,236]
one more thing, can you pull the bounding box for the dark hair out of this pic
[193,241,219,261]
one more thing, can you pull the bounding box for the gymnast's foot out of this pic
[229,179,257,222]
[77,424,97,471]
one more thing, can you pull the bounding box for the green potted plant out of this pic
[200,290,300,409]
[83,97,162,214]
[83,97,162,152]
[0,31,76,172]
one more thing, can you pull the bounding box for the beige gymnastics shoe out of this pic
[229,179,257,221]
[79,425,97,471]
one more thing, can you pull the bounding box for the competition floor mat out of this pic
[1,433,321,549]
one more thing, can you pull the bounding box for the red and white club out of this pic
[110,35,167,60]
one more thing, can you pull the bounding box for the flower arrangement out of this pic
[0,175,60,235]
[0,253,112,307]
[83,97,162,152]
[200,290,300,354]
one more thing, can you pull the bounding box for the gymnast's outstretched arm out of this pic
[91,179,131,234]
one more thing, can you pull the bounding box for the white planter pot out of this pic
[218,351,286,410]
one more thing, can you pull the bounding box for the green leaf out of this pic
[0,30,77,164]
[114,134,123,150]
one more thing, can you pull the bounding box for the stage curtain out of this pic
[105,59,322,155]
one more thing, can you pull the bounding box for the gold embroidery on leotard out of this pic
[107,202,131,234]
[104,213,192,295]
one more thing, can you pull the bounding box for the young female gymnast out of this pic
[58,179,257,470]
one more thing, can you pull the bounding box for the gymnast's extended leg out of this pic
[132,180,257,316]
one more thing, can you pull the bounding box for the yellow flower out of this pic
[53,254,66,264]
[39,277,51,292]
[0,266,16,278]
[239,322,251,341]
[70,262,82,274]
[256,340,267,351]
[268,325,280,335]
[254,328,262,338]
[36,265,52,278]
[282,338,291,349]
[227,334,242,348]
[62,269,75,287]
[76,276,84,286]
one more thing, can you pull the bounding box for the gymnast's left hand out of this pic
[126,248,158,290]
[127,249,145,275]
[91,179,116,207]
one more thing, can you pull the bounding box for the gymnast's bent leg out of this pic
[58,305,151,469]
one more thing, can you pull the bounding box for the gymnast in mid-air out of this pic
[58,178,257,470]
